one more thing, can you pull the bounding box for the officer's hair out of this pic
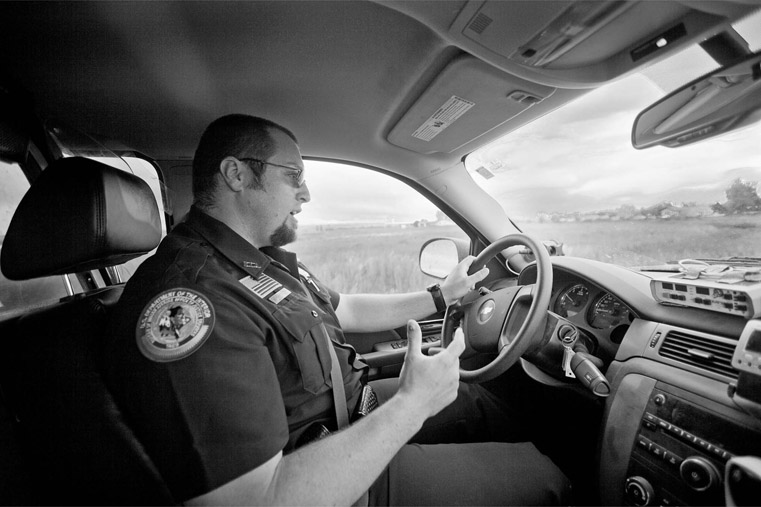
[192,114,298,208]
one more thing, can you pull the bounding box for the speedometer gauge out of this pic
[589,293,631,329]
[555,284,589,318]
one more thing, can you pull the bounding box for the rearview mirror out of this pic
[632,52,761,149]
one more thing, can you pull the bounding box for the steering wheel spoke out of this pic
[498,284,535,348]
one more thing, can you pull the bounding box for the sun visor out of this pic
[387,56,555,154]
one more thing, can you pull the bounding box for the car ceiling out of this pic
[1,0,758,181]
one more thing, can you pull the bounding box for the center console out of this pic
[600,353,761,506]
[624,383,761,505]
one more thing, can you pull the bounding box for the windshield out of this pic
[466,17,761,268]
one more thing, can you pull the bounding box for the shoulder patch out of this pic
[136,288,215,362]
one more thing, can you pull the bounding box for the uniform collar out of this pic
[185,206,271,279]
[259,246,300,279]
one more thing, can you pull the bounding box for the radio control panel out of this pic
[624,384,761,506]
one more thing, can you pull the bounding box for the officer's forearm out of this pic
[335,292,438,332]
[186,393,426,506]
[271,391,427,505]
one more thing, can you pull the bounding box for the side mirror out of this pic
[419,238,468,279]
[632,52,761,149]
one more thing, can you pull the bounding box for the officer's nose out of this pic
[297,181,311,203]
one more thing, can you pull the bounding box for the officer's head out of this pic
[192,114,298,208]
[192,114,309,248]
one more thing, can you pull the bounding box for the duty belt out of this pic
[295,384,379,448]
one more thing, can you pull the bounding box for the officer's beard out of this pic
[269,222,296,247]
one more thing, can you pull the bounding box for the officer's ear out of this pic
[219,157,249,192]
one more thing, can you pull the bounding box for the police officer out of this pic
[103,114,569,505]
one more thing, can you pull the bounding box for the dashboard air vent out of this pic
[659,330,737,379]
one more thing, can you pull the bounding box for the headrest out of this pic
[1,157,162,280]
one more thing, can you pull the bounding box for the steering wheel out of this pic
[441,234,553,383]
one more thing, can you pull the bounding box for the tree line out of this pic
[537,178,761,222]
[711,178,761,215]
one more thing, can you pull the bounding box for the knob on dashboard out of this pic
[680,456,722,491]
[625,476,655,506]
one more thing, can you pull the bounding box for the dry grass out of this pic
[289,215,761,294]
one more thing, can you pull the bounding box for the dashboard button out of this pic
[651,444,666,459]
[625,476,654,506]
[680,457,721,492]
[636,435,652,451]
[663,450,683,467]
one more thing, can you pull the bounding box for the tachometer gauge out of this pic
[555,284,590,318]
[589,293,631,329]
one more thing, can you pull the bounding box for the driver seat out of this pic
[0,157,174,505]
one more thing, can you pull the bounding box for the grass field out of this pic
[289,215,761,294]
[290,225,466,294]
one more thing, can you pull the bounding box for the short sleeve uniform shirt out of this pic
[103,206,367,501]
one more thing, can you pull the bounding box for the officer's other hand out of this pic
[397,320,464,420]
[440,255,489,305]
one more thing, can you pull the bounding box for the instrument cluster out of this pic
[553,282,635,335]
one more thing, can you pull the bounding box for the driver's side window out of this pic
[289,161,468,294]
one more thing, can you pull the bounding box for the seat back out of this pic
[0,157,172,505]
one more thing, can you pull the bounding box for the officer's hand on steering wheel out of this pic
[440,256,489,304]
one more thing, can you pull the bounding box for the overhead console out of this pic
[448,0,757,86]
[384,0,760,87]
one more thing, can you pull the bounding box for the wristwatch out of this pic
[426,283,447,313]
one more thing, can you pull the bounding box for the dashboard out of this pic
[518,256,761,506]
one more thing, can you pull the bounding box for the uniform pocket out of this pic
[272,305,330,394]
